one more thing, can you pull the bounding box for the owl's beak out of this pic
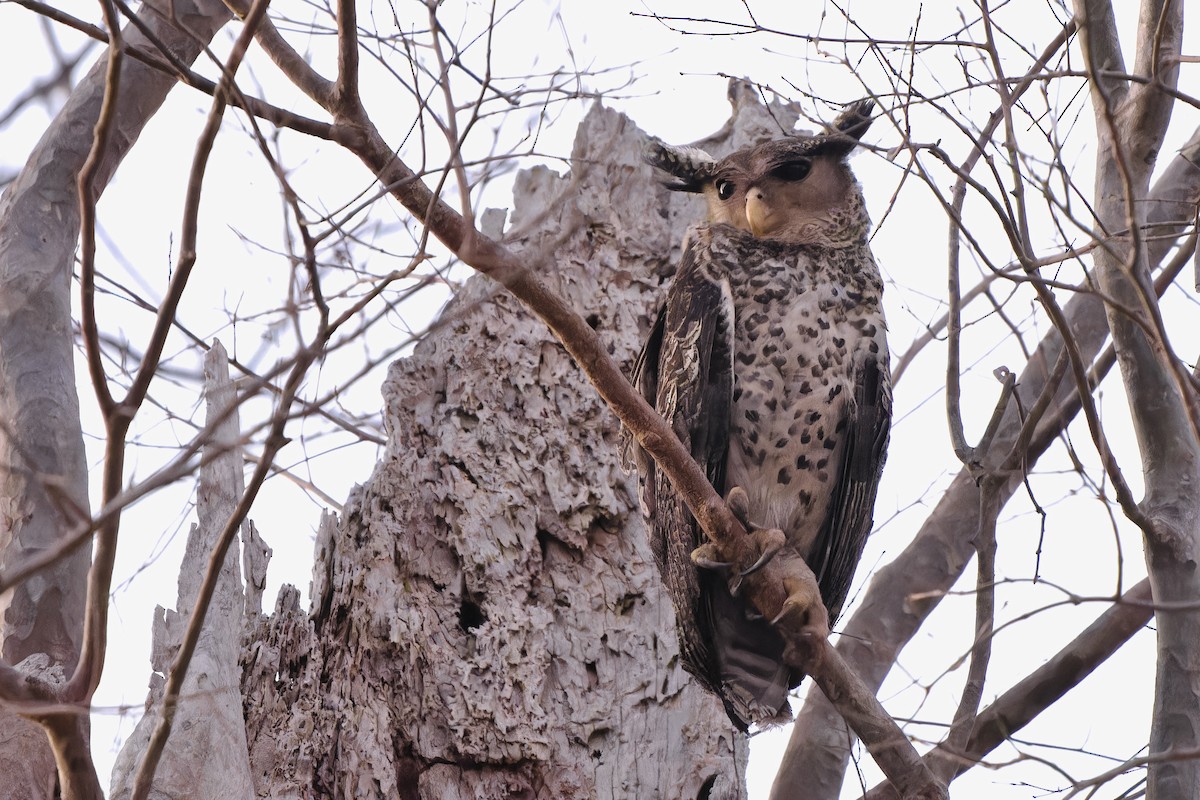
[745,190,774,237]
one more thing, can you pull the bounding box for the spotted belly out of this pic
[726,313,871,555]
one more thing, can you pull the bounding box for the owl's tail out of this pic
[702,574,798,730]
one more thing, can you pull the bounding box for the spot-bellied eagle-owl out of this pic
[626,100,891,729]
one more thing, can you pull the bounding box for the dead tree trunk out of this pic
[109,342,256,799]
[241,89,803,799]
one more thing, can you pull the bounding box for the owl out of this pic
[627,100,891,729]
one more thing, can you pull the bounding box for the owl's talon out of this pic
[691,543,731,571]
[739,529,785,577]
[771,598,804,627]
[769,560,827,634]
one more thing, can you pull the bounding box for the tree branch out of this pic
[863,580,1154,798]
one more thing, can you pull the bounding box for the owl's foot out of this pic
[771,554,826,629]
[691,487,830,643]
[690,486,787,597]
[774,550,831,665]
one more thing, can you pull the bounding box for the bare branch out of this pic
[864,580,1154,798]
[65,0,269,705]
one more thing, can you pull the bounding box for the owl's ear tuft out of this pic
[828,99,875,142]
[808,99,875,161]
[642,137,717,193]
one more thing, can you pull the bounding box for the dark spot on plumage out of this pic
[754,289,783,304]
[745,409,760,423]
[818,318,831,330]
[796,454,810,469]
[771,355,787,369]
[827,384,843,401]
[818,354,831,370]
[737,351,756,366]
[812,365,824,378]
[833,336,845,349]
[788,421,801,436]
[835,417,848,433]
[798,380,812,395]
[817,471,829,482]
[768,324,785,337]
[817,426,825,439]
[756,449,767,466]
[806,410,821,424]
[765,397,777,412]
[762,377,774,390]
[777,468,791,485]
[775,437,788,448]
[763,343,778,356]
[800,431,811,444]
[748,429,759,444]
[799,490,813,507]
[817,457,828,469]
[868,341,879,354]
[823,438,837,451]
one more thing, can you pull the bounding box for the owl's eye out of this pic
[772,160,812,182]
[715,179,736,201]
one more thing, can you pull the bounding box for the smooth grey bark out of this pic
[0,1,232,796]
[1074,2,1200,798]
[109,342,255,799]
[240,87,807,799]
[778,34,1200,800]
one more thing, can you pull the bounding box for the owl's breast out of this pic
[723,240,887,554]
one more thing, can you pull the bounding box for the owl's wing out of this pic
[630,239,796,729]
[808,356,892,622]
[629,237,736,672]
[631,238,734,550]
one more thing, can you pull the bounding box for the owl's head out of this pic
[644,99,875,244]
